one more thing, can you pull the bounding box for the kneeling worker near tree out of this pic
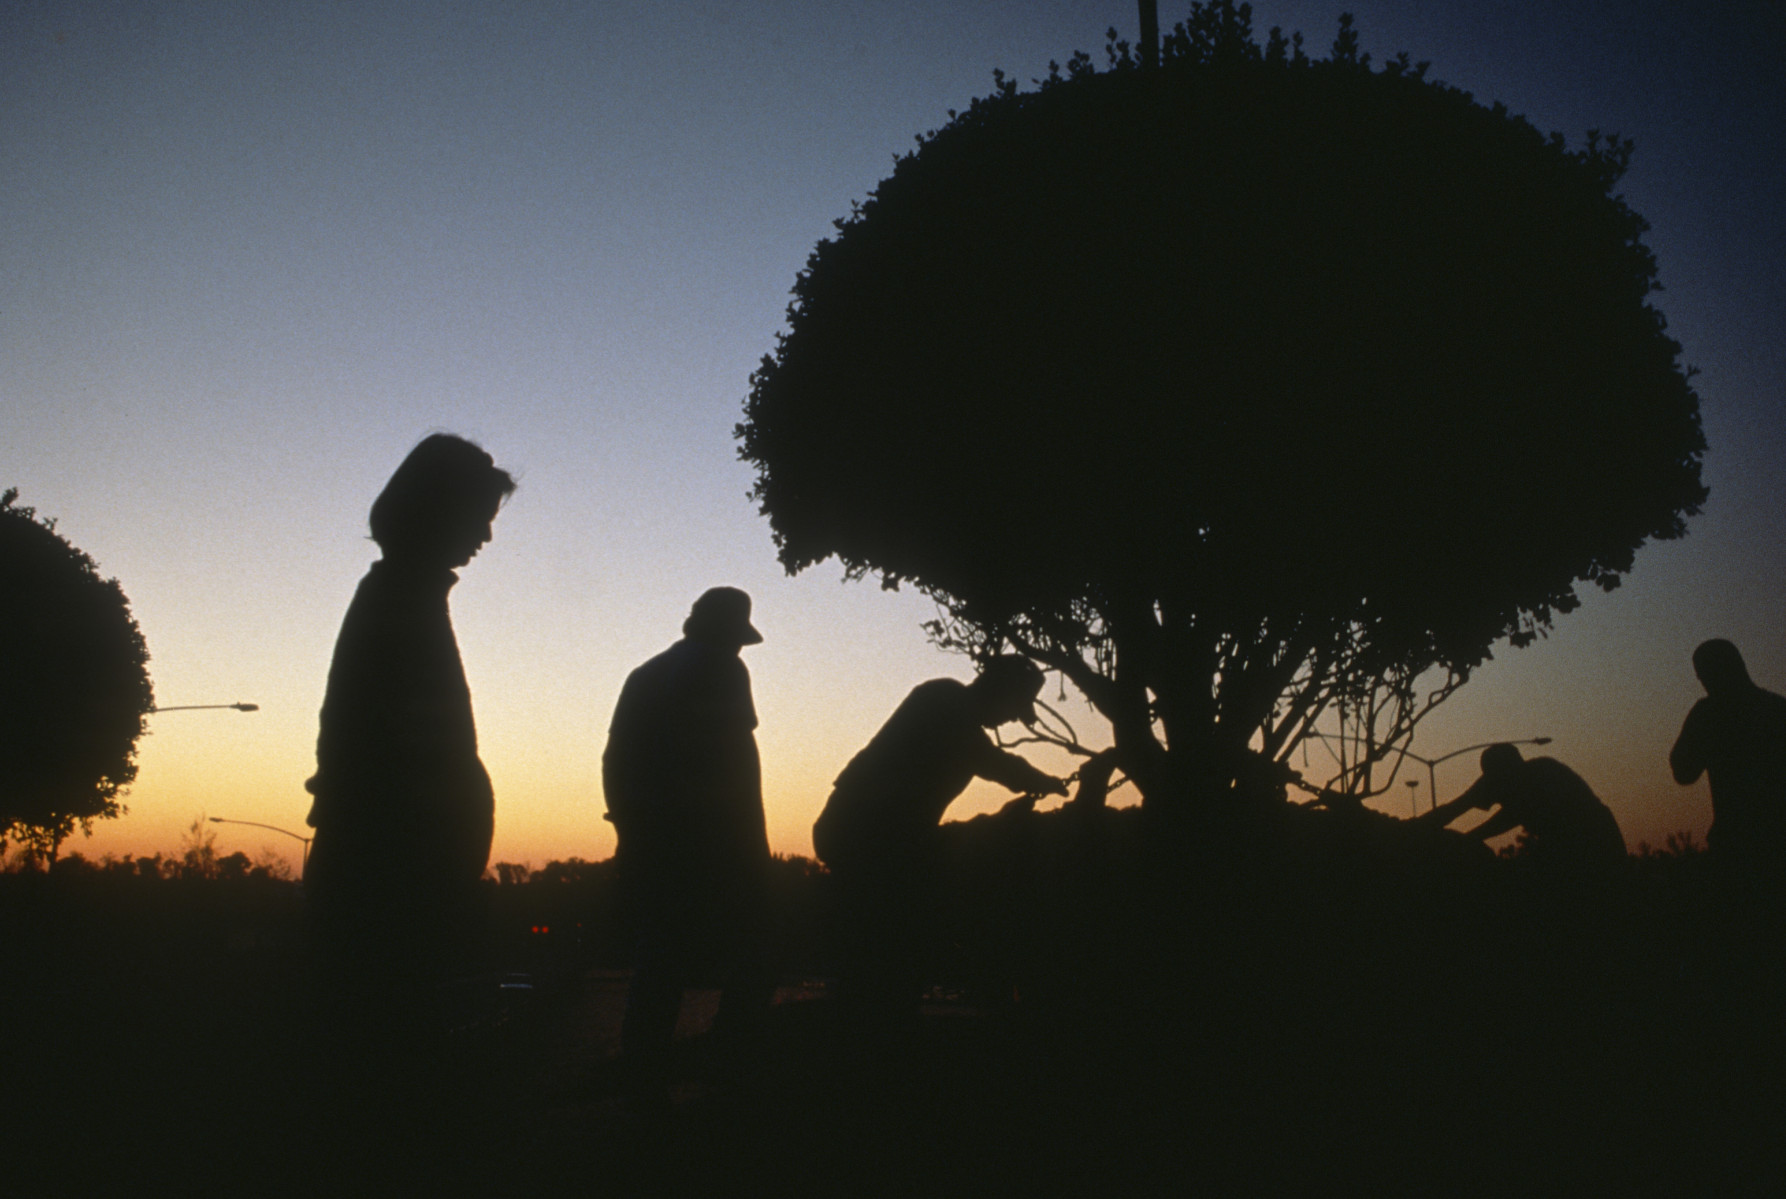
[813,656,1068,1027]
[1424,743,1627,870]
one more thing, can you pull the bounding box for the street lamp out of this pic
[1398,738,1552,814]
[1301,731,1551,813]
[149,702,259,713]
[208,816,310,872]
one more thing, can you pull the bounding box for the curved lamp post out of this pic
[1400,738,1552,814]
[150,702,259,713]
[208,816,310,872]
[1303,731,1552,813]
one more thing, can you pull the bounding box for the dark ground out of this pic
[6,816,1786,1196]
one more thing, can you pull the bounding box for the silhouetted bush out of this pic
[0,488,153,857]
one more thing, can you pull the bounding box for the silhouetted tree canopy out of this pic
[738,4,1706,808]
[0,488,153,854]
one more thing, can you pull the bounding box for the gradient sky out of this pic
[4,0,1782,873]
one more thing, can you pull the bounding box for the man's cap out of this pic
[977,655,1045,723]
[1692,638,1751,694]
[1479,743,1525,777]
[684,586,763,646]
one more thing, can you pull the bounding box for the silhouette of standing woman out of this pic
[304,434,516,1037]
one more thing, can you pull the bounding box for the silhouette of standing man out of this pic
[304,433,516,1040]
[603,587,773,1081]
[813,656,1067,1029]
[1671,639,1786,882]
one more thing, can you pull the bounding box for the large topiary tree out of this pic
[738,3,1706,809]
[0,488,154,858]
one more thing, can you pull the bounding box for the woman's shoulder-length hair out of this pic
[369,433,516,551]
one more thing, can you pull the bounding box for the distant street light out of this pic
[150,702,259,713]
[1302,732,1551,814]
[1400,738,1552,814]
[209,816,310,872]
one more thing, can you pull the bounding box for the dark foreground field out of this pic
[6,810,1785,1195]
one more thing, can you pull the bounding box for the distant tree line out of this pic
[2,816,293,880]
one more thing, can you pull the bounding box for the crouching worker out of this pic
[813,656,1068,1033]
[603,588,775,1091]
[1423,743,1627,874]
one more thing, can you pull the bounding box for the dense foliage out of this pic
[738,3,1706,806]
[0,488,154,854]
